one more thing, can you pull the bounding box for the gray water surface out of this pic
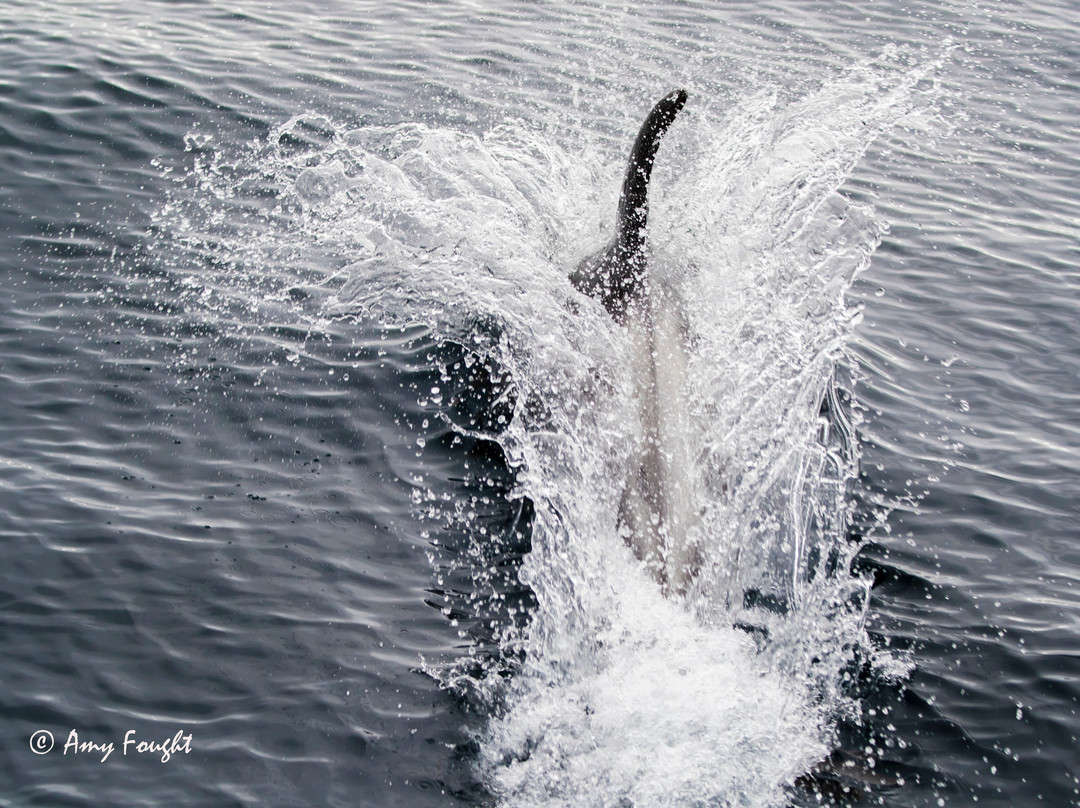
[1,1,1078,806]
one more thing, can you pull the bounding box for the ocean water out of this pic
[1,1,1078,806]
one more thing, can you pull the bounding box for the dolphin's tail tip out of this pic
[656,89,688,127]
[666,89,688,109]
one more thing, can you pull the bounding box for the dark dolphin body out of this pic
[570,89,688,322]
[571,90,697,595]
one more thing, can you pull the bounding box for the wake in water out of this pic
[156,45,948,808]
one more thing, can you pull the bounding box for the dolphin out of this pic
[570,89,699,595]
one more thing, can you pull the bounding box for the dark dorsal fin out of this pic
[617,88,688,257]
[571,89,688,322]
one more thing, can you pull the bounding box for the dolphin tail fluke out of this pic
[571,89,688,321]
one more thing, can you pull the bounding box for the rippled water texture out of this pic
[1,1,1078,806]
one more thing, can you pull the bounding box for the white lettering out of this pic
[122,729,193,762]
[61,730,114,762]
[123,729,138,756]
[55,728,192,763]
[62,729,79,756]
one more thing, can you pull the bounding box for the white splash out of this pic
[159,44,947,808]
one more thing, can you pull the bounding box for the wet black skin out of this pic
[569,89,688,322]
